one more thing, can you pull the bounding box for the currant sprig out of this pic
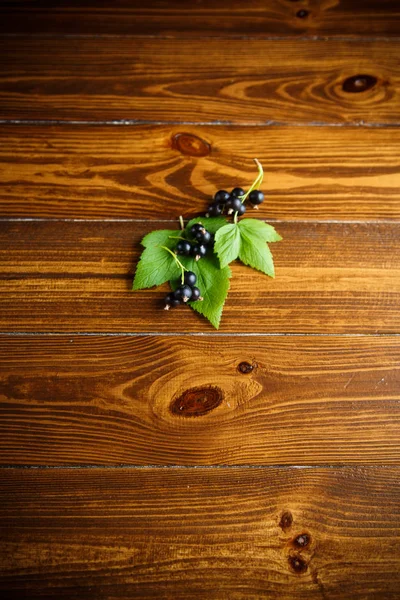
[132,159,281,329]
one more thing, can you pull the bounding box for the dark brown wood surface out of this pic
[1,1,400,598]
[1,467,400,599]
[1,0,400,37]
[1,335,400,466]
[1,38,399,124]
[1,124,400,220]
[1,220,399,333]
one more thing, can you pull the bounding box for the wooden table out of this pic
[1,2,400,598]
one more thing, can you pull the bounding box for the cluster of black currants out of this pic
[206,187,264,217]
[175,222,213,261]
[164,270,202,310]
[164,223,211,310]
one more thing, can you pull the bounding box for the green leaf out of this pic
[179,254,231,329]
[238,226,275,278]
[141,229,179,249]
[238,219,282,243]
[185,216,227,235]
[214,223,241,269]
[133,245,181,290]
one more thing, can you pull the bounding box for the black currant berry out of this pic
[236,203,246,216]
[226,196,243,214]
[231,187,245,198]
[176,240,192,255]
[174,285,193,303]
[164,293,181,310]
[249,190,264,205]
[190,286,203,301]
[206,202,223,217]
[184,271,197,286]
[214,190,230,203]
[190,223,205,236]
[195,229,212,245]
[192,244,207,260]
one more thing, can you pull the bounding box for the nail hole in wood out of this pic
[294,533,311,548]
[296,9,310,18]
[237,361,256,374]
[289,555,308,573]
[342,75,377,93]
[279,510,293,531]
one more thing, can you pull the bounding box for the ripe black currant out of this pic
[192,243,207,260]
[231,187,245,198]
[184,271,197,286]
[176,240,192,255]
[206,202,223,217]
[164,293,181,310]
[236,203,246,216]
[225,196,243,214]
[214,190,230,203]
[174,285,193,303]
[190,286,203,301]
[249,190,264,205]
[190,223,205,236]
[195,229,212,245]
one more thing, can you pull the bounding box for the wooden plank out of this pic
[2,124,400,221]
[1,334,400,465]
[1,0,400,37]
[1,38,399,124]
[0,220,399,333]
[1,467,399,599]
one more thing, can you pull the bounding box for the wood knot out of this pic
[293,533,311,548]
[342,75,377,93]
[170,386,223,417]
[279,510,293,532]
[237,361,256,374]
[171,132,211,157]
[288,555,308,574]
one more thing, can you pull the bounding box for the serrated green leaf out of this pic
[179,254,231,329]
[214,223,241,269]
[214,218,280,275]
[133,245,181,290]
[141,229,180,249]
[239,229,275,277]
[185,216,227,235]
[238,219,282,243]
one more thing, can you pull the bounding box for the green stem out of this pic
[240,158,264,204]
[168,235,187,241]
[179,215,185,230]
[161,245,187,284]
[234,158,264,223]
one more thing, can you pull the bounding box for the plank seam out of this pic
[2,219,400,225]
[1,120,400,128]
[1,34,400,42]
[1,332,400,337]
[0,464,397,470]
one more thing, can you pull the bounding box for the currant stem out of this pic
[161,245,187,284]
[233,158,264,224]
[240,158,264,204]
[179,215,185,231]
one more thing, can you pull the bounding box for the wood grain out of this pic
[1,38,399,124]
[0,220,399,333]
[1,334,400,465]
[1,0,400,37]
[1,467,399,599]
[2,124,400,220]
